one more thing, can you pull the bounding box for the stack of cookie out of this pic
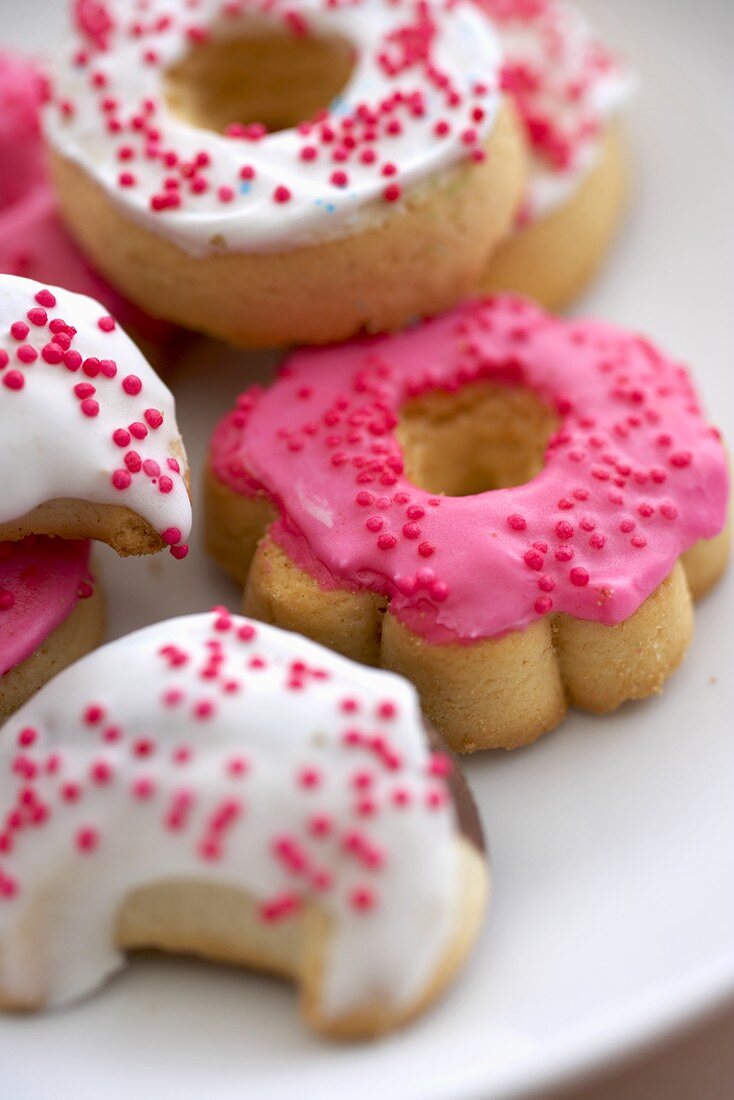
[0,0,729,1041]
[0,274,192,717]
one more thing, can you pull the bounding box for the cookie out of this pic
[0,274,191,558]
[0,610,488,1038]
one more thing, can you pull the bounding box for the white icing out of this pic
[0,611,468,1020]
[44,0,503,255]
[491,0,633,219]
[0,274,191,548]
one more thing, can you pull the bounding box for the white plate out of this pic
[2,1,733,1098]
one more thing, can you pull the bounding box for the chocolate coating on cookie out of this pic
[426,722,485,853]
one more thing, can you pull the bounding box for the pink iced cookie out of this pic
[0,50,171,344]
[207,296,730,751]
[0,537,104,718]
[211,296,728,638]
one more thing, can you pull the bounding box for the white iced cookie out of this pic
[476,0,634,309]
[0,274,191,557]
[0,610,487,1038]
[43,0,525,347]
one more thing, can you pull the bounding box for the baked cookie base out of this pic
[205,471,730,752]
[478,127,628,312]
[0,494,186,557]
[49,104,526,349]
[1,836,486,1040]
[0,584,106,720]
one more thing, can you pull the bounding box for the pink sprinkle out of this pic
[90,760,113,785]
[0,589,16,611]
[298,767,321,789]
[132,777,156,800]
[98,316,116,332]
[27,307,48,326]
[122,374,142,395]
[75,827,99,853]
[84,704,105,725]
[227,755,249,777]
[3,371,24,391]
[349,886,377,912]
[524,549,544,571]
[570,567,590,587]
[41,343,63,364]
[112,469,132,490]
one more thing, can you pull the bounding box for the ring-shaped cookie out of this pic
[46,0,525,346]
[207,296,730,750]
[0,537,104,719]
[0,610,486,1038]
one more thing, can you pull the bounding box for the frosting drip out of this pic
[45,0,503,254]
[0,537,94,677]
[0,610,465,1018]
[211,296,729,644]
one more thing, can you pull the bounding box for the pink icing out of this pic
[0,537,94,677]
[0,54,48,211]
[211,296,729,644]
[0,51,171,343]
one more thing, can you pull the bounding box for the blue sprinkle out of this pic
[329,95,350,116]
[239,182,252,195]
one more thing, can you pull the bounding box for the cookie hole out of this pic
[397,382,559,496]
[164,26,355,135]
